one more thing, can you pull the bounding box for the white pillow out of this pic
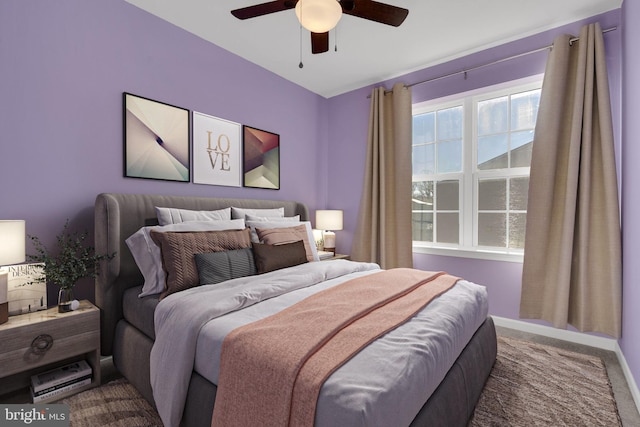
[245,220,319,262]
[245,214,300,222]
[155,207,231,226]
[231,207,285,220]
[126,219,245,297]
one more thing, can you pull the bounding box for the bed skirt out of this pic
[113,316,496,427]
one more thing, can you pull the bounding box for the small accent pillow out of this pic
[155,207,231,225]
[248,221,319,261]
[150,228,252,299]
[252,241,308,274]
[231,207,285,220]
[195,248,256,285]
[244,216,301,242]
[255,224,317,262]
[126,219,246,297]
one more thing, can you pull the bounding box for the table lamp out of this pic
[315,210,343,254]
[0,220,26,324]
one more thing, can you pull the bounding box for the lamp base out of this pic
[322,231,336,254]
[0,301,7,324]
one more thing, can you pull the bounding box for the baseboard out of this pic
[614,342,640,413]
[492,316,617,350]
[492,316,640,414]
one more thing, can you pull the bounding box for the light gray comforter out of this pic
[151,260,488,427]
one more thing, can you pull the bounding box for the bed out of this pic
[94,192,496,427]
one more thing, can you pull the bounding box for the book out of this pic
[32,373,93,397]
[7,262,47,315]
[31,377,92,403]
[31,360,92,393]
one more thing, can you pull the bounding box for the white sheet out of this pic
[151,260,488,427]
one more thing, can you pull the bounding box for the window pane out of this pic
[478,179,506,210]
[437,140,462,173]
[412,181,433,211]
[412,143,435,174]
[478,96,508,135]
[511,90,540,131]
[437,213,459,244]
[478,134,508,170]
[509,213,527,249]
[436,107,463,140]
[413,212,433,242]
[510,130,534,168]
[413,112,435,144]
[478,213,506,247]
[436,180,459,210]
[509,177,529,210]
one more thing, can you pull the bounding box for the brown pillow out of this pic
[255,224,314,262]
[150,228,252,298]
[252,241,308,274]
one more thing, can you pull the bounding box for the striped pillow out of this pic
[195,248,257,285]
[150,228,252,298]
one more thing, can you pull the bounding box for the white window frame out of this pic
[412,76,543,263]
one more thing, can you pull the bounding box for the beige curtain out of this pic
[351,82,413,269]
[520,23,621,338]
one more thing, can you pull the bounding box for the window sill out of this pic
[412,245,524,263]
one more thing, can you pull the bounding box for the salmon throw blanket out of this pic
[211,268,459,427]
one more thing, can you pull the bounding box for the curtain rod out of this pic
[369,26,617,97]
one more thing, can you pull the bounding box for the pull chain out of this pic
[299,23,304,68]
[298,1,304,68]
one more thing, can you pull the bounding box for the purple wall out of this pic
[621,0,640,391]
[0,0,328,302]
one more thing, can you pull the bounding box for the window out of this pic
[412,78,541,261]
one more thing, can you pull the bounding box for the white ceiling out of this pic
[124,0,622,98]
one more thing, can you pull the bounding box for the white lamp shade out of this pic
[295,0,342,33]
[316,210,343,231]
[0,220,26,266]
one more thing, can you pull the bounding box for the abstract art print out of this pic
[243,125,280,190]
[123,93,190,182]
[192,112,242,187]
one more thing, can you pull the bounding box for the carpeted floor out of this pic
[61,335,622,426]
[469,335,621,426]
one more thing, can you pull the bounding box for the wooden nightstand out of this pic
[322,253,350,261]
[0,300,100,403]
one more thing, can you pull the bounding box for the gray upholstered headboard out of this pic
[94,192,309,355]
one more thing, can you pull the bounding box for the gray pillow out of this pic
[195,248,257,285]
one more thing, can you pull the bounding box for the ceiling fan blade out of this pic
[340,0,408,27]
[311,32,329,54]
[231,1,297,20]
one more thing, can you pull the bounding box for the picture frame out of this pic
[123,92,190,182]
[242,125,280,190]
[192,112,242,187]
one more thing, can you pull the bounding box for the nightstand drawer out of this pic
[0,302,100,378]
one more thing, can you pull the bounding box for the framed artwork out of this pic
[192,112,242,187]
[123,92,190,182]
[243,125,280,190]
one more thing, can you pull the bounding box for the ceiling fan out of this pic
[231,0,409,54]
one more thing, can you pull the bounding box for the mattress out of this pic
[151,260,489,427]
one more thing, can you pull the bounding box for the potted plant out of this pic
[27,220,114,312]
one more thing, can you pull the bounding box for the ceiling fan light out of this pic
[295,0,342,33]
